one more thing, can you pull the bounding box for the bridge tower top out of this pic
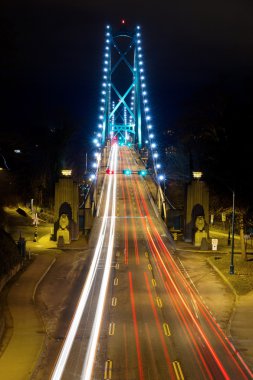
[96,23,151,149]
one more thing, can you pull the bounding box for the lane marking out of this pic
[111,297,117,306]
[148,264,152,271]
[156,297,163,308]
[163,323,171,337]
[172,361,184,380]
[108,322,115,336]
[104,360,112,380]
[115,263,119,269]
[114,277,118,285]
[152,278,156,287]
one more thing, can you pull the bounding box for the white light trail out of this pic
[81,143,118,379]
[96,144,114,217]
[50,143,118,380]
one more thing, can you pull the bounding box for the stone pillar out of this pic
[184,180,209,243]
[54,176,79,244]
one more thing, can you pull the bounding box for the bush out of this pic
[0,228,22,277]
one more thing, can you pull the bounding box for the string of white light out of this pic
[136,25,165,186]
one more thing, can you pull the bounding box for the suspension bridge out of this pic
[91,22,169,222]
[49,23,253,380]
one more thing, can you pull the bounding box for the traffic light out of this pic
[138,170,147,176]
[122,169,132,175]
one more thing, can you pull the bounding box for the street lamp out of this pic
[228,218,231,246]
[61,169,72,176]
[158,174,165,194]
[230,190,235,274]
[192,171,203,180]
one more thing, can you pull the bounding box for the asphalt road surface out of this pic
[50,145,252,380]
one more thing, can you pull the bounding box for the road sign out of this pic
[32,212,39,225]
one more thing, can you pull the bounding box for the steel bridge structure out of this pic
[92,22,169,222]
[97,23,151,150]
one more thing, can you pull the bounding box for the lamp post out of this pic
[230,190,235,274]
[228,219,231,246]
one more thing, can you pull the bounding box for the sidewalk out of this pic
[0,253,56,380]
[0,226,89,380]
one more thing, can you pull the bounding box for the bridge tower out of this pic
[98,22,147,149]
[92,22,169,224]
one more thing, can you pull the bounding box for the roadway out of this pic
[50,144,252,380]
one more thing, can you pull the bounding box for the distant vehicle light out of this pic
[106,168,114,174]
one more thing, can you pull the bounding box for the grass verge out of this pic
[209,252,253,295]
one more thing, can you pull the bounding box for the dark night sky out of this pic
[1,0,253,157]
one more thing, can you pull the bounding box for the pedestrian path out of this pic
[0,254,55,380]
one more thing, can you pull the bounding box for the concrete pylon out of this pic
[54,176,79,244]
[184,180,209,243]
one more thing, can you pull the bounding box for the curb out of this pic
[206,257,238,298]
[175,245,239,339]
[206,256,239,339]
[32,257,57,303]
[30,255,57,380]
